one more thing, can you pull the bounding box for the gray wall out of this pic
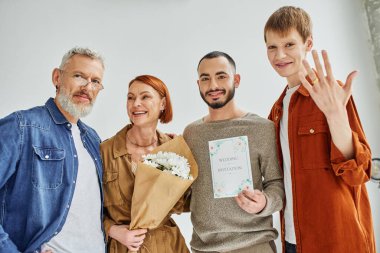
[0,0,379,251]
[363,0,380,90]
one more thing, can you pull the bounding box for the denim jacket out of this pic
[0,98,104,253]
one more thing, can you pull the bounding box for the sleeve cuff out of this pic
[104,218,116,242]
[0,236,19,253]
[255,191,282,217]
[330,131,370,176]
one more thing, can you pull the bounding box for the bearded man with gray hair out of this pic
[0,47,106,253]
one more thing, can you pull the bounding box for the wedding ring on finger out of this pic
[311,78,319,85]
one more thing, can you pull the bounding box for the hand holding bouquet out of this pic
[128,136,198,241]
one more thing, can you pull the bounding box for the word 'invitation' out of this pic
[209,136,253,198]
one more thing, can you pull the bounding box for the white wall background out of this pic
[0,0,379,251]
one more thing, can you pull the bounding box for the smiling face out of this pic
[265,28,312,87]
[53,54,104,121]
[197,56,240,109]
[127,81,165,127]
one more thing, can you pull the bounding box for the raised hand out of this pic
[298,50,357,120]
[235,188,267,214]
[298,49,355,159]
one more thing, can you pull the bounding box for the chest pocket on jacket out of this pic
[297,121,331,169]
[32,146,65,189]
[103,170,124,207]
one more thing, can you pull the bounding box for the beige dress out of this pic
[100,124,190,253]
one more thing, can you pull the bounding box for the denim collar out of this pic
[45,97,87,133]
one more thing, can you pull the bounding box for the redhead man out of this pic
[264,6,375,253]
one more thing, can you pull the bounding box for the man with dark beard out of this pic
[183,51,284,253]
[0,47,106,253]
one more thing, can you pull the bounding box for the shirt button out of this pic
[67,205,70,208]
[54,231,58,235]
[67,123,71,127]
[45,155,50,159]
[94,158,97,161]
[275,115,278,120]
[74,154,77,158]
[73,180,76,184]
[309,128,315,134]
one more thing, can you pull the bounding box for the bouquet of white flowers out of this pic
[128,136,198,243]
[142,151,193,180]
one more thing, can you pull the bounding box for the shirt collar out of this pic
[45,97,87,133]
[297,83,311,97]
[46,98,68,125]
[113,125,130,158]
[112,124,171,158]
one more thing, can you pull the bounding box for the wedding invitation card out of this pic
[209,136,254,198]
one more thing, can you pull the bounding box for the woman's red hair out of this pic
[128,75,173,124]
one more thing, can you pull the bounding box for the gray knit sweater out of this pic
[183,113,284,252]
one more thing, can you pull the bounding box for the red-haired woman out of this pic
[100,75,189,253]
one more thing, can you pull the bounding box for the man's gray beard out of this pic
[56,87,93,119]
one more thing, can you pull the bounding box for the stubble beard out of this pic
[200,86,235,109]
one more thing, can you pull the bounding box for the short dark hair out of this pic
[197,51,236,72]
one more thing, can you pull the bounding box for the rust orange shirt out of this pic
[269,84,375,253]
